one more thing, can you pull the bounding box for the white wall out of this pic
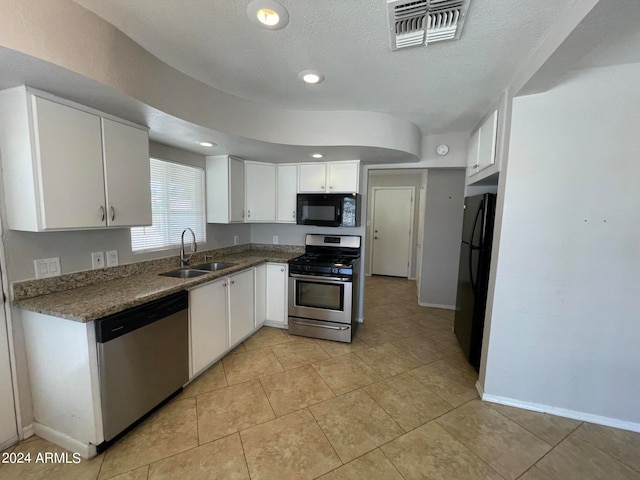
[482,63,640,430]
[418,169,466,309]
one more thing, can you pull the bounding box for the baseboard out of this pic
[481,392,640,433]
[34,422,97,458]
[22,422,35,439]
[263,321,287,329]
[0,435,19,451]
[475,380,484,398]
[418,302,455,310]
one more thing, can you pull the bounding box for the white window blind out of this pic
[131,158,206,252]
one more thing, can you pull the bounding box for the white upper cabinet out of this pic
[468,110,498,177]
[102,118,152,227]
[206,155,245,223]
[277,164,297,223]
[0,87,151,231]
[298,163,328,193]
[298,161,360,193]
[327,161,360,193]
[245,161,276,222]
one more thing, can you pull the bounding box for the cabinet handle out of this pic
[242,210,245,218]
[292,211,295,218]
[100,206,105,221]
[222,283,227,287]
[110,206,115,221]
[247,210,251,219]
[231,280,235,285]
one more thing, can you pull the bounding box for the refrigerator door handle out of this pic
[469,201,484,294]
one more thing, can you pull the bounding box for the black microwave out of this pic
[296,194,360,227]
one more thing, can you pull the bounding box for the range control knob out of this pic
[332,267,338,274]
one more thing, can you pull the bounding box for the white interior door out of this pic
[371,188,413,277]
[0,256,18,449]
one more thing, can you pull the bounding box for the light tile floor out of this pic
[3,276,640,479]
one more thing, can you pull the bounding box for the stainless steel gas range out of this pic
[288,234,361,343]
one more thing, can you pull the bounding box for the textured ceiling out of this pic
[72,0,584,135]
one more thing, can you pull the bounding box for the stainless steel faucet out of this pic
[180,228,197,266]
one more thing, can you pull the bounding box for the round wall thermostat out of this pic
[436,144,449,156]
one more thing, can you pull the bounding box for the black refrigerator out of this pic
[454,193,496,372]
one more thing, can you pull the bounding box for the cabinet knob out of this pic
[292,211,295,218]
[110,206,115,221]
[222,283,227,287]
[247,210,251,219]
[321,185,325,189]
[231,280,235,284]
[242,210,245,218]
[329,186,333,189]
[99,206,105,222]
[280,268,284,272]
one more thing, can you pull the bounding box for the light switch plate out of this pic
[106,250,119,267]
[234,235,239,245]
[34,257,61,279]
[272,235,279,245]
[91,251,105,269]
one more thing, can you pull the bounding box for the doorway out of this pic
[370,187,414,278]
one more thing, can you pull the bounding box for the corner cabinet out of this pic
[298,161,360,193]
[206,155,245,223]
[277,164,298,223]
[0,87,151,231]
[245,161,276,222]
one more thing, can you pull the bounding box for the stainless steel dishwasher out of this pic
[95,291,189,448]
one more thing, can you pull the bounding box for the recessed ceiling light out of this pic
[198,141,216,147]
[311,153,323,159]
[247,0,289,30]
[298,70,325,85]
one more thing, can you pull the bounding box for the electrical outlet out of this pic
[234,235,239,245]
[34,257,61,279]
[91,251,105,269]
[106,250,119,267]
[272,235,279,245]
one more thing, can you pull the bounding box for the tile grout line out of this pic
[237,431,254,480]
[306,407,345,470]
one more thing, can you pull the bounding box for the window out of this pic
[131,158,206,252]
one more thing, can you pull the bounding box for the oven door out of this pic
[288,273,352,324]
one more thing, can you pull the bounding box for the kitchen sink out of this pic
[159,268,211,279]
[190,262,238,271]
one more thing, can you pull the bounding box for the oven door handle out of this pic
[290,273,351,282]
[289,319,350,331]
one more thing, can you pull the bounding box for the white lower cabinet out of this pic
[228,269,256,347]
[189,268,256,378]
[265,263,288,328]
[189,277,228,377]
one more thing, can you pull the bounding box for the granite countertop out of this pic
[13,251,300,323]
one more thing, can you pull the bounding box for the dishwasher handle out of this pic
[95,290,188,343]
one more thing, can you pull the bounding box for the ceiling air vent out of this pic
[387,0,471,51]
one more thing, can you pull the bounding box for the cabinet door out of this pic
[477,110,499,172]
[102,118,152,227]
[327,161,359,193]
[266,263,288,327]
[228,269,255,346]
[190,278,228,377]
[229,157,245,222]
[33,96,106,229]
[245,162,276,222]
[467,128,480,175]
[255,265,266,327]
[277,165,297,223]
[297,163,327,193]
